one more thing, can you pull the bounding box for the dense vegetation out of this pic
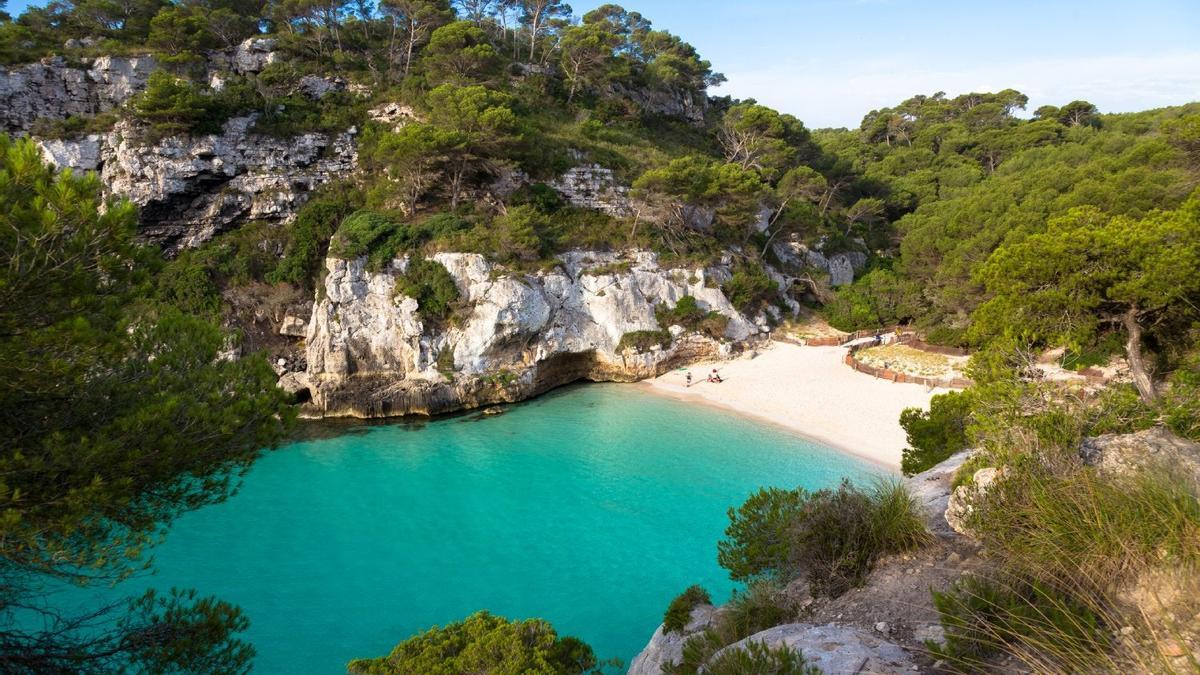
[0,137,291,670]
[4,0,1200,670]
[346,611,599,674]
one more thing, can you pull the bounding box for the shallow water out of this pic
[53,384,877,672]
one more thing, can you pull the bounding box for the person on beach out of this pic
[710,368,723,383]
[686,372,692,387]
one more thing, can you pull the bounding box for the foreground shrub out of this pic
[666,581,794,675]
[931,576,1109,671]
[704,641,820,675]
[718,480,930,596]
[899,390,972,476]
[664,585,711,634]
[347,611,597,675]
[933,456,1200,672]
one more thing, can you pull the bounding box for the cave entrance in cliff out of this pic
[294,387,312,405]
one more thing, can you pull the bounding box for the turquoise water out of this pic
[54,384,877,672]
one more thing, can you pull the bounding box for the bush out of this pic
[269,188,363,287]
[931,576,1109,670]
[393,257,460,323]
[823,269,921,332]
[722,263,777,316]
[618,329,671,353]
[704,641,821,675]
[718,480,930,596]
[330,210,402,261]
[1163,347,1200,441]
[656,296,730,339]
[666,581,794,675]
[346,611,596,675]
[899,390,973,476]
[131,70,223,141]
[663,585,711,634]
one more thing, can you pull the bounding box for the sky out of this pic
[6,0,1198,127]
[572,0,1200,128]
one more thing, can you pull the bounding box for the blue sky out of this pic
[7,0,1198,127]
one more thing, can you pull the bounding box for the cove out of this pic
[55,384,877,672]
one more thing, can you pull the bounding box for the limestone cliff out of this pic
[297,250,763,418]
[39,117,357,250]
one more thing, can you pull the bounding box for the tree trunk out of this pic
[1122,308,1157,404]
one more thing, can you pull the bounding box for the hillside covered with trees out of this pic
[2,0,1200,671]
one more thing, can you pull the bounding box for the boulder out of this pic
[904,449,974,539]
[1080,426,1200,479]
[233,38,279,74]
[627,604,721,675]
[279,314,308,338]
[944,467,1001,537]
[709,623,916,673]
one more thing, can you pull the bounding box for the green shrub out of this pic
[156,221,284,316]
[823,269,920,332]
[346,610,596,675]
[618,329,671,353]
[666,581,794,675]
[931,576,1108,670]
[30,112,119,139]
[704,641,821,675]
[1163,347,1200,441]
[899,390,973,476]
[971,463,1200,586]
[717,486,808,583]
[656,296,731,339]
[394,257,460,323]
[718,480,930,596]
[131,70,223,141]
[722,263,777,316]
[663,585,711,634]
[1082,384,1157,436]
[330,210,402,261]
[269,187,363,287]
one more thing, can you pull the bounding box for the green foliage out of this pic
[722,263,778,316]
[29,112,119,139]
[899,390,973,476]
[656,295,730,339]
[663,585,711,634]
[824,269,921,332]
[346,611,597,675]
[666,581,794,675]
[717,480,929,596]
[1163,346,1200,440]
[394,256,460,323]
[157,221,284,316]
[704,641,821,675]
[269,186,364,287]
[931,576,1108,669]
[0,135,289,670]
[618,329,671,353]
[131,70,222,140]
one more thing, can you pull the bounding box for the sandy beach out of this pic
[643,342,945,470]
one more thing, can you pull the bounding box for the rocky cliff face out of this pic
[0,55,156,133]
[11,40,356,250]
[297,250,761,418]
[39,117,357,250]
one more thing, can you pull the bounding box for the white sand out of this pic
[642,342,945,470]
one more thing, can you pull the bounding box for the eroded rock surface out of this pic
[39,116,357,250]
[711,623,916,674]
[304,250,759,418]
[0,55,156,133]
[627,604,722,675]
[1081,426,1200,479]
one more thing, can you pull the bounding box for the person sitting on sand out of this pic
[710,368,723,383]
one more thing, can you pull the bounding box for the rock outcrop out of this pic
[627,604,722,675]
[1080,426,1200,479]
[302,250,760,418]
[0,55,156,133]
[550,164,632,216]
[772,240,868,287]
[39,116,357,250]
[711,623,916,673]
